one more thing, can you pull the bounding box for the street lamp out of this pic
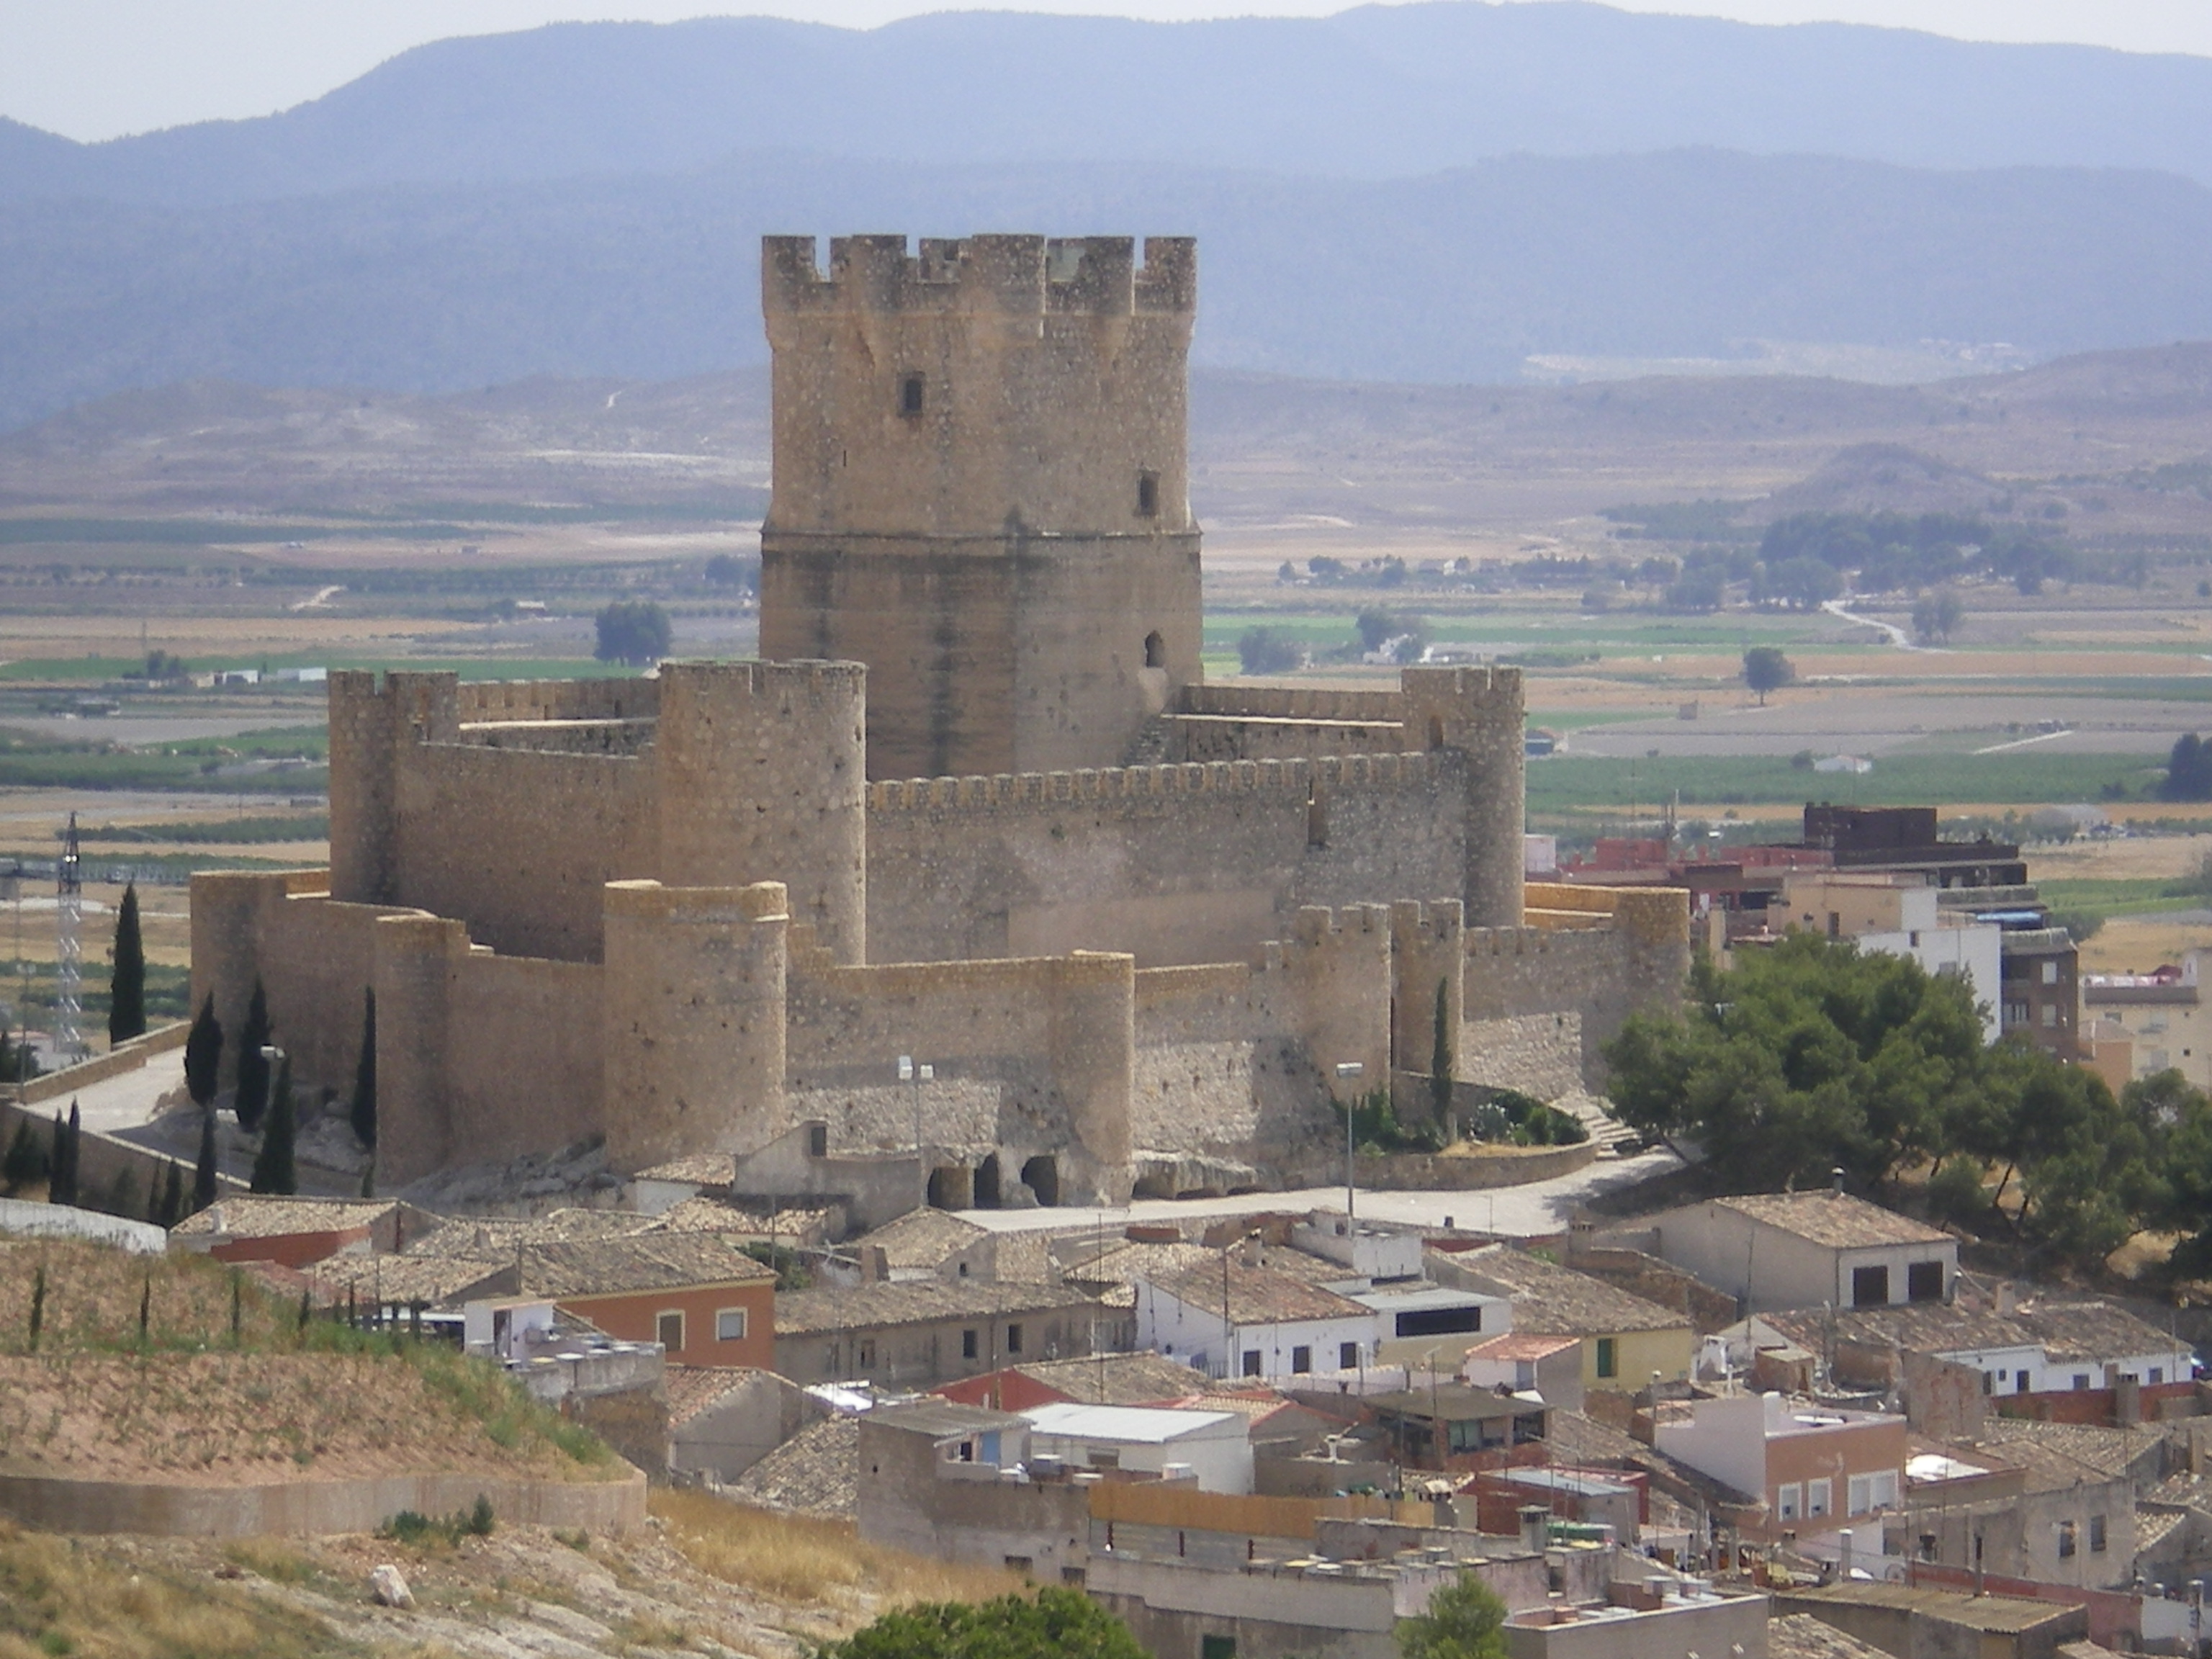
[1335,1061,1364,1226]
[898,1054,933,1209]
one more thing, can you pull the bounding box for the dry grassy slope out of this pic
[4,343,2210,538]
[0,1492,1022,1659]
[0,1241,615,1486]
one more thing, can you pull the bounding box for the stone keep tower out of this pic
[759,234,1202,781]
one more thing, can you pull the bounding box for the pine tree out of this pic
[184,994,222,1109]
[1430,977,1455,1130]
[191,1107,219,1214]
[251,1054,297,1195]
[235,980,271,1132]
[108,881,146,1045]
[349,986,377,1150]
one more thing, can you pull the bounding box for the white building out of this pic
[1020,1401,1254,1493]
[1136,1256,1381,1382]
[1623,1187,1957,1314]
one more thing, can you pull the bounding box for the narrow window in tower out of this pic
[900,374,925,416]
[1137,471,1159,517]
[1144,631,1166,670]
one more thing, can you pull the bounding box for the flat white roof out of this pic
[1022,1402,1244,1444]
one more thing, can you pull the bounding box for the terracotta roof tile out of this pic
[1142,1258,1372,1326]
[727,1416,858,1517]
[1716,1192,1951,1250]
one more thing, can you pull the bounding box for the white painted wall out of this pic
[1861,922,2003,1043]
[1138,1279,1382,1382]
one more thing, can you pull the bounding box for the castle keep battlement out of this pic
[865,751,1436,812]
[763,235,1196,318]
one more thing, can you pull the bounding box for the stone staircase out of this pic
[1555,1092,1645,1157]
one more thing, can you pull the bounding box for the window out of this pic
[2090,1515,2107,1553]
[1006,1323,1023,1355]
[657,1310,685,1351]
[1907,1261,1945,1303]
[715,1308,748,1342]
[1807,1478,1833,1519]
[2152,1367,2166,1385]
[2042,1004,2058,1028]
[2017,1370,2031,1392]
[2057,1521,2077,1560]
[1848,1471,1896,1516]
[1596,1337,1617,1379]
[1004,1555,1033,1575]
[858,1339,876,1369]
[1851,1265,1890,1307]
[2072,1373,2090,1390]
[1241,1349,1262,1378]
[1061,1567,1087,1586]
[1143,629,1166,669]
[1871,1470,1898,1509]
[1202,1637,1238,1659]
[899,374,925,416]
[1777,1483,1802,1522]
[962,1328,979,1359]
[1292,1345,1313,1374]
[1396,1305,1483,1338]
[1848,1475,1871,1516]
[1137,471,1160,518]
[1340,1341,1359,1370]
[2005,1002,2030,1026]
[2041,961,2059,986]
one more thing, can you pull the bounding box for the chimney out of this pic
[1994,1282,2015,1317]
[1838,1529,1854,1581]
[1241,1234,1263,1268]
[1520,1504,1550,1556]
[1830,1167,1846,1197]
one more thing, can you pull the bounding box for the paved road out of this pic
[954,1145,1686,1241]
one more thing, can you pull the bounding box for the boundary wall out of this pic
[0,1465,646,1538]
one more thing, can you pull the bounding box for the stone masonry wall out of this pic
[865,753,1463,968]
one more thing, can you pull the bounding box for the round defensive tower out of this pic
[654,659,867,964]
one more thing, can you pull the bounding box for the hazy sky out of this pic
[5,0,2211,143]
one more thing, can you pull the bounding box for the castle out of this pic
[189,235,1690,1210]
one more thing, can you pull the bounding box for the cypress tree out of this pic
[48,1106,76,1207]
[191,1107,219,1214]
[108,881,146,1045]
[184,994,222,1110]
[235,980,271,1133]
[64,1102,82,1208]
[349,986,377,1150]
[153,1160,183,1227]
[250,1054,297,1195]
[1430,978,1455,1130]
[1,1119,45,1192]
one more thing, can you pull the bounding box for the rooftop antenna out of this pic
[55,812,83,1064]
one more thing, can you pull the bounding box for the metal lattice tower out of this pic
[55,811,82,1063]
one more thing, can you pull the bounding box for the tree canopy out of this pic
[1399,1570,1509,1659]
[1604,935,2183,1271]
[1742,646,1794,704]
[594,600,673,666]
[822,1591,1146,1659]
[2162,734,2212,802]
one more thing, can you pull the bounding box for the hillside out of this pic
[0,1241,618,1488]
[7,150,2212,431]
[11,5,2212,202]
[7,346,2211,549]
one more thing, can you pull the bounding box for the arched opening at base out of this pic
[1020,1154,1060,1208]
[974,1153,1002,1209]
[927,1164,974,1210]
[1144,629,1166,669]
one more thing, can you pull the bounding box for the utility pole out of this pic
[1336,1061,1365,1226]
[55,812,82,1063]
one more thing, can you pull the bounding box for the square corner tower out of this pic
[757,233,1203,781]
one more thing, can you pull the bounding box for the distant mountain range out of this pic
[7,3,2212,433]
[10,4,2212,201]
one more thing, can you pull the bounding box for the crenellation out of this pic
[760,233,1196,321]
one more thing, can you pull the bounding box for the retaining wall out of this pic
[0,1465,647,1538]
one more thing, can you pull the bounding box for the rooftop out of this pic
[1463,1331,1580,1363]
[1777,1584,2077,1635]
[773,1279,1102,1336]
[1022,1401,1242,1443]
[1714,1190,1951,1250]
[171,1197,398,1238]
[310,1254,509,1307]
[1768,1611,1901,1659]
[866,1399,1026,1440]
[520,1233,773,1298]
[1441,1245,1686,1336]
[631,1152,735,1185]
[993,1352,1210,1406]
[1143,1258,1374,1326]
[664,1364,778,1428]
[727,1414,858,1518]
[645,1196,840,1240]
[850,1208,990,1269]
[1771,1297,2188,1369]
[1367,1383,1547,1422]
